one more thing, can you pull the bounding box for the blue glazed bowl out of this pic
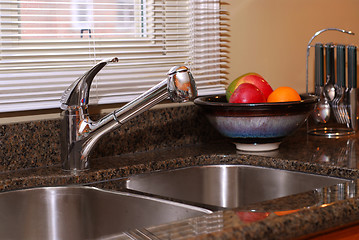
[194,94,318,151]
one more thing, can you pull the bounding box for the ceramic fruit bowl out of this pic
[194,94,318,151]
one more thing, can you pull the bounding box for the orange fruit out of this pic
[267,86,301,102]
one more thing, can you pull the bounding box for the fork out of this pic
[332,84,342,123]
[337,87,350,125]
[341,89,351,126]
[335,44,350,125]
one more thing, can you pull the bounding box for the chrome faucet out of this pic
[60,57,197,171]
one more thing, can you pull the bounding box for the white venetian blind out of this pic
[0,0,228,112]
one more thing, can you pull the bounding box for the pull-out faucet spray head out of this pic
[167,65,197,103]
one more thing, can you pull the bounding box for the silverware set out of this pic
[313,43,357,129]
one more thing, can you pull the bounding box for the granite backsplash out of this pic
[0,104,223,172]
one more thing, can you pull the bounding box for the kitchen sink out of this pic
[126,165,351,209]
[0,186,211,240]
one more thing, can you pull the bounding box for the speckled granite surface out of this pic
[0,105,222,172]
[1,104,359,239]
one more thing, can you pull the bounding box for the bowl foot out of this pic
[233,142,281,152]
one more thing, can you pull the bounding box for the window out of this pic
[0,0,228,112]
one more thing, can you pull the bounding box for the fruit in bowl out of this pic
[194,74,318,151]
[267,86,301,103]
[226,72,302,104]
[229,83,266,104]
[226,73,273,102]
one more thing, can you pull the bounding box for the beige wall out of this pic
[226,0,359,94]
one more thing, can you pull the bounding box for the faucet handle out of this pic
[167,66,198,102]
[60,57,119,110]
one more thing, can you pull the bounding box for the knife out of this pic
[348,45,357,89]
[324,43,336,101]
[347,45,357,130]
[314,43,324,95]
[326,43,335,85]
[336,44,346,88]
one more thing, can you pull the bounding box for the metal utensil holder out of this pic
[306,28,358,137]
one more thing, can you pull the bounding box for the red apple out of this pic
[226,73,273,101]
[229,83,266,103]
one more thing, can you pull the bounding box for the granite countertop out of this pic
[1,105,359,239]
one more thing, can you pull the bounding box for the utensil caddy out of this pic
[306,28,358,137]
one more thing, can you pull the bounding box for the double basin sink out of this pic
[0,165,351,239]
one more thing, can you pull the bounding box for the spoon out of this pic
[313,92,331,123]
[323,43,336,102]
[312,43,331,123]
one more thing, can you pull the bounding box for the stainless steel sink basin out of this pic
[0,186,211,240]
[126,165,351,209]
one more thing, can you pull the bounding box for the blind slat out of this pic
[0,0,228,113]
